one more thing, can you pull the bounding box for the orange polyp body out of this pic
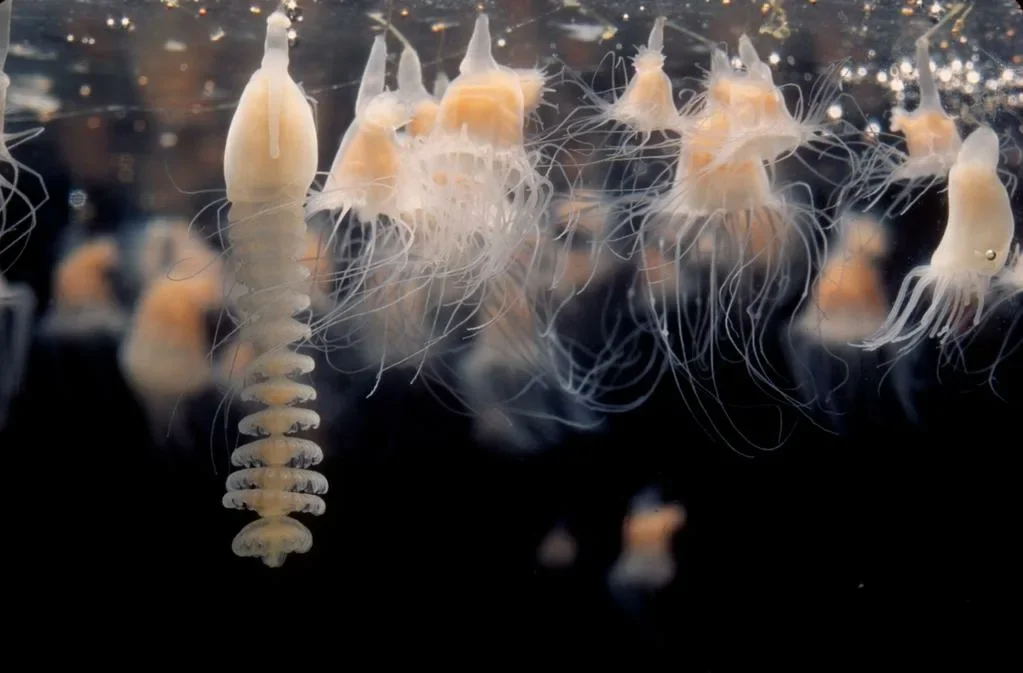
[120,262,223,405]
[430,169,473,188]
[685,130,733,172]
[223,70,317,204]
[623,505,685,549]
[938,163,1013,273]
[408,99,440,138]
[135,275,218,351]
[438,70,525,148]
[671,108,772,213]
[678,151,770,213]
[709,77,782,123]
[620,66,676,122]
[684,145,724,174]
[54,239,118,308]
[892,110,960,160]
[333,123,400,201]
[814,256,887,319]
[681,109,738,171]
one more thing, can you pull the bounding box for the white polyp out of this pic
[223,16,316,203]
[221,8,325,568]
[433,71,450,98]
[710,47,731,80]
[311,36,407,220]
[737,34,773,83]
[954,123,1000,169]
[694,33,836,167]
[914,38,941,112]
[930,126,1012,275]
[668,152,774,216]
[356,35,388,116]
[883,35,961,186]
[398,44,431,103]
[607,16,679,134]
[646,15,666,53]
[460,14,498,75]
[861,126,1014,354]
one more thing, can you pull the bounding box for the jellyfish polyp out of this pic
[564,16,683,152]
[608,489,686,593]
[562,19,847,449]
[312,13,557,391]
[628,94,825,391]
[604,17,680,136]
[118,234,225,446]
[839,32,962,218]
[687,34,842,167]
[309,35,407,227]
[395,43,439,140]
[794,214,891,346]
[664,109,774,216]
[858,126,1015,358]
[785,214,918,428]
[888,42,962,180]
[41,237,127,336]
[219,8,326,568]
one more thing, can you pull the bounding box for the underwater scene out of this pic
[1,0,1021,656]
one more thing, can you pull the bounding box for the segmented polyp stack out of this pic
[220,9,324,567]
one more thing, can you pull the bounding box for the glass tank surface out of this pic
[1,0,1021,655]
